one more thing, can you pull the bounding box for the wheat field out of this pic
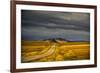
[21,40,90,63]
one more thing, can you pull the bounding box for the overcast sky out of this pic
[21,10,90,41]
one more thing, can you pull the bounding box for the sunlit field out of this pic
[21,40,90,63]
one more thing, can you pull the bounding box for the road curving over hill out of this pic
[22,43,56,62]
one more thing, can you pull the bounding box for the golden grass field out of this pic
[21,40,90,63]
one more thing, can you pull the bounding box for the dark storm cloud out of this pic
[21,10,90,41]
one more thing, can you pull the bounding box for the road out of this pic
[22,43,56,62]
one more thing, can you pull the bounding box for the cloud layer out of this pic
[21,10,90,41]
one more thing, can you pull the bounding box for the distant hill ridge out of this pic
[22,38,89,42]
[43,38,70,43]
[42,38,89,42]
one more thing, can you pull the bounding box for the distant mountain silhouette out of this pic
[43,38,70,43]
